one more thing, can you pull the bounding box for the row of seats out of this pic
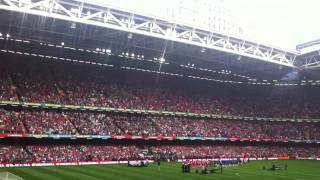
[0,144,319,164]
[1,109,319,140]
[0,59,319,119]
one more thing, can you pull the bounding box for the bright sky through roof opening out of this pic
[89,0,320,50]
[226,0,320,50]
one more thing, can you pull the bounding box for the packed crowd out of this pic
[0,59,319,165]
[1,109,320,140]
[0,67,18,102]
[1,144,319,164]
[0,59,319,119]
[151,145,320,159]
[26,145,143,163]
[0,145,145,163]
[0,109,26,134]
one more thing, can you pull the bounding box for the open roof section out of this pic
[0,0,299,68]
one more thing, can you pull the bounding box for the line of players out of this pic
[182,160,224,174]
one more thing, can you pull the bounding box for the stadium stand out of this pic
[0,58,320,119]
[0,144,319,164]
[0,109,320,140]
[1,1,320,180]
[0,57,320,166]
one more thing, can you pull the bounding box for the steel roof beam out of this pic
[0,0,298,67]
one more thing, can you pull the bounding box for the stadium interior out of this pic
[0,0,320,179]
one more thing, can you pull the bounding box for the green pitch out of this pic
[1,160,320,180]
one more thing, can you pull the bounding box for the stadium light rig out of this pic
[5,34,320,86]
[2,47,320,86]
[159,57,165,64]
[70,22,76,29]
[0,0,299,68]
[0,33,254,83]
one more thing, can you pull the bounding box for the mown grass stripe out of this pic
[39,166,101,180]
[0,160,320,180]
[62,166,119,180]
[6,167,61,180]
[84,164,156,180]
[0,168,41,180]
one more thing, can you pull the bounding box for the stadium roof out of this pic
[0,0,319,75]
[84,0,320,51]
[0,0,299,68]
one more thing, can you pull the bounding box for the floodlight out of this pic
[159,57,165,63]
[70,22,76,29]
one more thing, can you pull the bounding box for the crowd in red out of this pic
[1,58,320,166]
[0,145,144,163]
[26,145,142,163]
[1,109,320,140]
[1,144,319,164]
[0,59,319,119]
[152,145,320,159]
[0,68,18,102]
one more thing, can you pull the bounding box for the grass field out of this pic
[1,160,320,180]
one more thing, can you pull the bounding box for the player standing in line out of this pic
[157,159,161,170]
